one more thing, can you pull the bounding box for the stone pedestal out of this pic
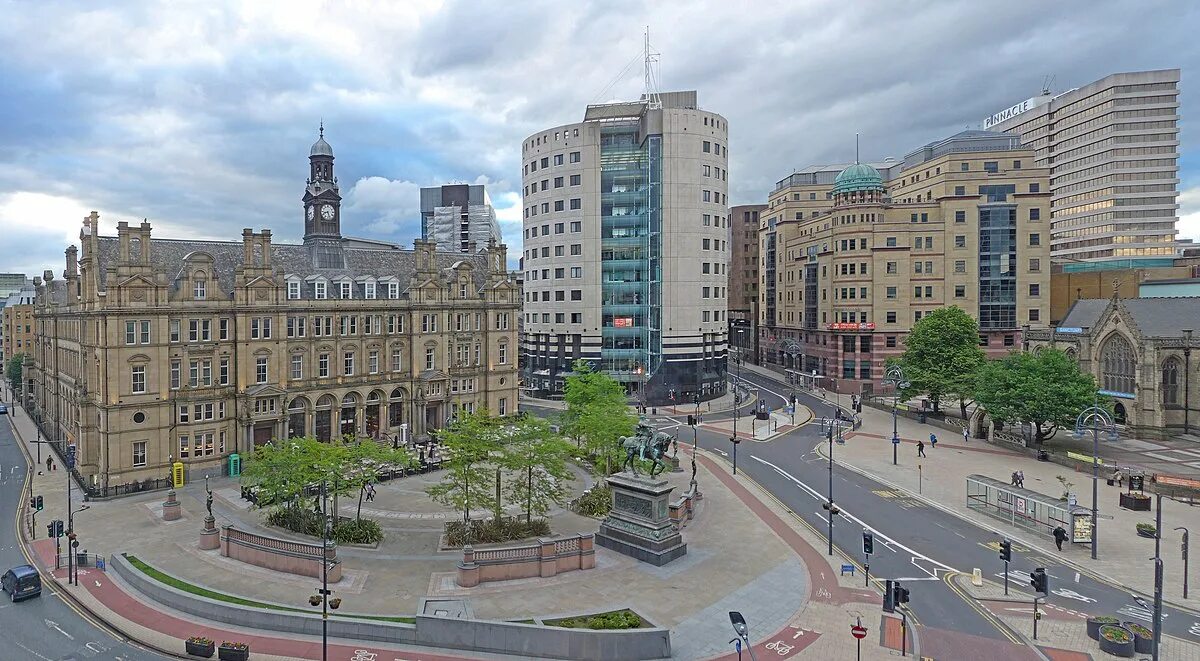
[595,472,687,566]
[199,515,220,550]
[668,455,683,473]
[162,490,181,521]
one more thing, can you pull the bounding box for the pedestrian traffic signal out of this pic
[863,532,874,556]
[890,580,909,607]
[48,519,64,537]
[883,579,895,613]
[1030,567,1048,595]
[687,415,696,426]
[999,539,1012,562]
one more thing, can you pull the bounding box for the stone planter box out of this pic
[1097,625,1135,657]
[185,639,215,657]
[1122,622,1154,654]
[1120,492,1151,511]
[1087,616,1120,640]
[1136,526,1157,538]
[217,643,249,661]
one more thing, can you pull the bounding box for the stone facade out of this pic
[760,131,1052,394]
[1,298,34,365]
[728,204,764,360]
[1027,295,1199,440]
[29,131,520,491]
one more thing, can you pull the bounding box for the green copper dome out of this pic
[832,163,884,195]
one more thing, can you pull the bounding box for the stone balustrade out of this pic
[456,533,595,587]
[220,526,342,582]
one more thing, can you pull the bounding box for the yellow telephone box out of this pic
[172,462,185,488]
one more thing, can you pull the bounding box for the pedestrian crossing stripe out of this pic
[979,540,1030,554]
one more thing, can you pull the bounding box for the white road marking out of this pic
[44,618,74,640]
[751,455,957,573]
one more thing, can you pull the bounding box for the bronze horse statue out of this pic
[619,427,675,478]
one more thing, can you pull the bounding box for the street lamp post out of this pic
[1176,526,1190,599]
[883,365,909,466]
[1074,400,1118,560]
[308,480,341,661]
[1183,329,1193,435]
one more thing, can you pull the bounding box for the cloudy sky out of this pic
[1,0,1197,275]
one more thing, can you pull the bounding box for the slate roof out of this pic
[1060,297,1200,338]
[91,236,491,296]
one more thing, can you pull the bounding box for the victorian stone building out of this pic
[30,130,520,490]
[1026,292,1198,440]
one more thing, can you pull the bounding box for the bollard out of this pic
[972,568,983,587]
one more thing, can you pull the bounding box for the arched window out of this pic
[1100,334,1136,395]
[1162,358,1181,405]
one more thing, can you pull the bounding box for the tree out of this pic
[340,439,417,523]
[499,415,574,522]
[896,307,985,415]
[426,410,500,524]
[6,353,27,395]
[563,360,635,474]
[975,349,1099,445]
[241,437,324,509]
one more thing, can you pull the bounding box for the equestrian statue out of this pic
[619,419,677,478]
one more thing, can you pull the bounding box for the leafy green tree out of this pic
[340,439,418,522]
[6,353,27,394]
[499,416,575,522]
[975,349,1099,445]
[241,437,323,509]
[896,306,986,415]
[563,360,635,474]
[426,410,500,524]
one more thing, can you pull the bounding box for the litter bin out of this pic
[918,412,927,424]
[1037,450,1050,462]
[77,551,89,567]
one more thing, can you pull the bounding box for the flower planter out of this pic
[185,639,215,658]
[1122,622,1154,654]
[1136,526,1157,539]
[217,643,249,661]
[1097,624,1135,658]
[1120,492,1151,511]
[1087,615,1120,640]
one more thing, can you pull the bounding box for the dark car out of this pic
[2,564,42,602]
[0,402,7,415]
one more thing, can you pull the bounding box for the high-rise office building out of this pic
[420,184,501,253]
[728,204,765,360]
[985,69,1180,263]
[519,90,730,404]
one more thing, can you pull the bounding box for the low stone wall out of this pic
[668,487,699,530]
[110,554,670,660]
[219,526,342,582]
[457,533,595,588]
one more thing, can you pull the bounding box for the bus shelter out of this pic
[966,474,1093,544]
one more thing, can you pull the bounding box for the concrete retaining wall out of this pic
[110,554,670,660]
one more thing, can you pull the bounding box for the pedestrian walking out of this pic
[46,456,52,471]
[1053,526,1068,551]
[962,426,970,443]
[917,440,926,458]
[1011,471,1019,486]
[1017,470,1025,488]
[929,432,937,449]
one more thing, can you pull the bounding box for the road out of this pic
[524,368,1200,654]
[0,411,166,660]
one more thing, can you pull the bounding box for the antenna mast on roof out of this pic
[855,133,860,164]
[643,27,662,110]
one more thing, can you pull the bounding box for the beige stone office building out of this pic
[985,69,1181,263]
[30,131,520,491]
[728,204,765,359]
[761,131,1051,393]
[519,90,730,404]
[1,287,35,365]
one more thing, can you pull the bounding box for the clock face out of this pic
[306,206,315,221]
[320,204,335,220]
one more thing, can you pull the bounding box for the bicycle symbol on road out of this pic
[816,587,832,600]
[350,651,377,661]
[764,640,795,656]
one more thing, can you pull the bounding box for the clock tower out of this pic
[303,122,342,243]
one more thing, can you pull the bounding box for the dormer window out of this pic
[387,282,399,299]
[459,283,468,299]
[193,279,207,300]
[340,281,352,299]
[364,281,376,299]
[287,281,300,300]
[314,281,327,300]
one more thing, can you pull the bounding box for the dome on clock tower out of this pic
[310,122,334,157]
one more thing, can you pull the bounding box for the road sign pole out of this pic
[1032,596,1039,640]
[900,611,907,657]
[1004,559,1009,595]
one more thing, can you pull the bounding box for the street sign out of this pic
[850,625,867,639]
[1098,389,1136,400]
[892,436,900,444]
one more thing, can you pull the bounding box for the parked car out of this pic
[2,565,42,602]
[0,402,7,415]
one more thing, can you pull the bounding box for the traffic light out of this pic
[863,532,874,556]
[687,414,696,426]
[890,580,909,607]
[999,539,1012,562]
[1030,567,1048,595]
[35,495,43,511]
[693,393,699,404]
[883,579,895,613]
[48,520,63,537]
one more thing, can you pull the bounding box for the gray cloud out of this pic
[0,0,1197,277]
